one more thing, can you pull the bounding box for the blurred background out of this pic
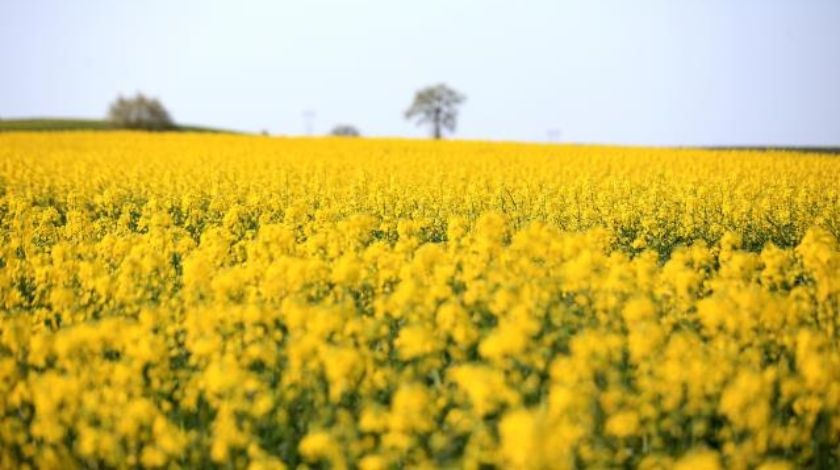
[1,0,839,146]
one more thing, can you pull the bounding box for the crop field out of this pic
[0,119,233,134]
[1,132,839,469]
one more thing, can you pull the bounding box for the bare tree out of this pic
[330,124,361,137]
[404,84,465,139]
[107,93,175,131]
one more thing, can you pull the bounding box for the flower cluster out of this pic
[1,133,839,468]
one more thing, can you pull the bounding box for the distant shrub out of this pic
[107,93,175,131]
[330,125,361,137]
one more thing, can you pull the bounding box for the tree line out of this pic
[108,84,465,139]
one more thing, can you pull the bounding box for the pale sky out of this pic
[2,0,839,146]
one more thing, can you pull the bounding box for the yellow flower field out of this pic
[1,132,839,469]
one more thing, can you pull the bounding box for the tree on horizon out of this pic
[107,93,175,131]
[404,84,465,139]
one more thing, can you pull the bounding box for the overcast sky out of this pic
[2,0,839,145]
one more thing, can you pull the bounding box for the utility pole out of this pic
[303,110,316,136]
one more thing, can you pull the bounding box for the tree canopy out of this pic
[107,93,175,131]
[404,84,465,139]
